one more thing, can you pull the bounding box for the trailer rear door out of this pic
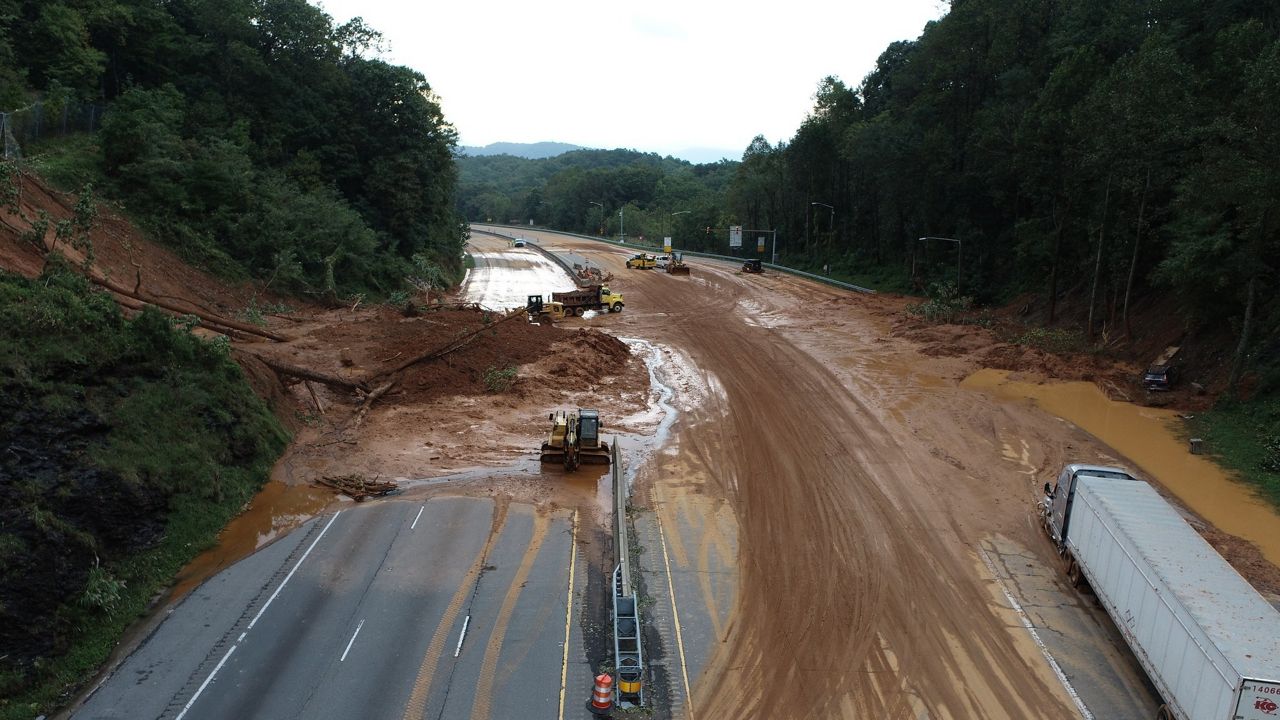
[1237,679,1280,719]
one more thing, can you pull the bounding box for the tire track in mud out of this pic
[578,250,1079,719]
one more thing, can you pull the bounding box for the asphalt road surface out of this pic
[75,498,589,720]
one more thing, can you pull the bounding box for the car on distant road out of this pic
[513,238,527,248]
[654,255,672,269]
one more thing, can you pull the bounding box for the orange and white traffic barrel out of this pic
[587,673,614,715]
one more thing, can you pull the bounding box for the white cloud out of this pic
[316,0,946,162]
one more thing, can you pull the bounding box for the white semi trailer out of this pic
[1042,464,1280,720]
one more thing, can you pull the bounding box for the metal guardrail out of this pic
[610,439,644,708]
[471,223,876,294]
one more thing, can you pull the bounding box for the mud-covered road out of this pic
[76,226,1228,720]
[476,227,1170,719]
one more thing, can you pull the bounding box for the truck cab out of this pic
[599,286,624,313]
[1043,463,1138,550]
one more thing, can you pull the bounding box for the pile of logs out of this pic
[316,474,398,502]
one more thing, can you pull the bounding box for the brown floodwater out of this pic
[169,480,334,600]
[963,368,1280,567]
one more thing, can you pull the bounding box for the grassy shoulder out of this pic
[1193,393,1280,509]
[0,264,288,719]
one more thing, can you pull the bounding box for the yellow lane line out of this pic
[658,513,695,720]
[401,505,508,720]
[557,510,579,720]
[471,512,549,720]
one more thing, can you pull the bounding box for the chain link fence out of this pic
[1,100,105,159]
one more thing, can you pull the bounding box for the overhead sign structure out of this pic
[663,236,672,253]
[729,225,742,248]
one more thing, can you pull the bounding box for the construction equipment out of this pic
[553,284,624,315]
[540,409,612,471]
[742,258,763,274]
[526,295,567,323]
[626,253,656,269]
[666,251,690,275]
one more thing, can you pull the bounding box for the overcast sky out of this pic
[315,0,947,163]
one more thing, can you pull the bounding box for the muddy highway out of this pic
[73,226,1211,720]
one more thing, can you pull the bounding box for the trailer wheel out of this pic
[1066,556,1084,588]
[1155,705,1173,720]
[574,306,584,317]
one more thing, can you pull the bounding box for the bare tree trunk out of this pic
[1087,175,1112,340]
[1048,198,1066,324]
[1227,273,1257,399]
[1123,168,1150,338]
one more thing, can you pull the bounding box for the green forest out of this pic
[0,1,463,715]
[0,0,464,298]
[459,0,1278,398]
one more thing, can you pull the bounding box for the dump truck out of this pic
[540,409,611,471]
[1041,463,1280,720]
[552,284,623,315]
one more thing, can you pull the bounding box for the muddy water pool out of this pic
[963,368,1280,566]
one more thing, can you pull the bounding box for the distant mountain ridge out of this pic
[459,141,586,159]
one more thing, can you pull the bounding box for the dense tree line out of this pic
[0,0,464,298]
[726,0,1278,392]
[457,149,737,251]
[464,1,1278,393]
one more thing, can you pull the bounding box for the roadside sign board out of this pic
[663,236,672,252]
[757,236,766,253]
[729,225,742,248]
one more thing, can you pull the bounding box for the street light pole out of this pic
[917,236,962,293]
[619,208,624,243]
[588,201,603,236]
[811,202,834,231]
[666,210,690,250]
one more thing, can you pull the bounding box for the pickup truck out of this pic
[625,254,656,269]
[1042,463,1280,720]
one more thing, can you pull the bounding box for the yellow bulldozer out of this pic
[540,409,612,471]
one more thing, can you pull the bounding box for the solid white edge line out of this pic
[174,645,236,720]
[657,515,695,720]
[247,511,341,631]
[174,511,342,719]
[978,545,1094,720]
[411,505,425,530]
[339,619,366,662]
[557,509,579,720]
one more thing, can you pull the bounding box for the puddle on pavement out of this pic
[963,368,1280,566]
[170,480,333,600]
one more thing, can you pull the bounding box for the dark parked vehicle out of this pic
[1143,346,1180,391]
